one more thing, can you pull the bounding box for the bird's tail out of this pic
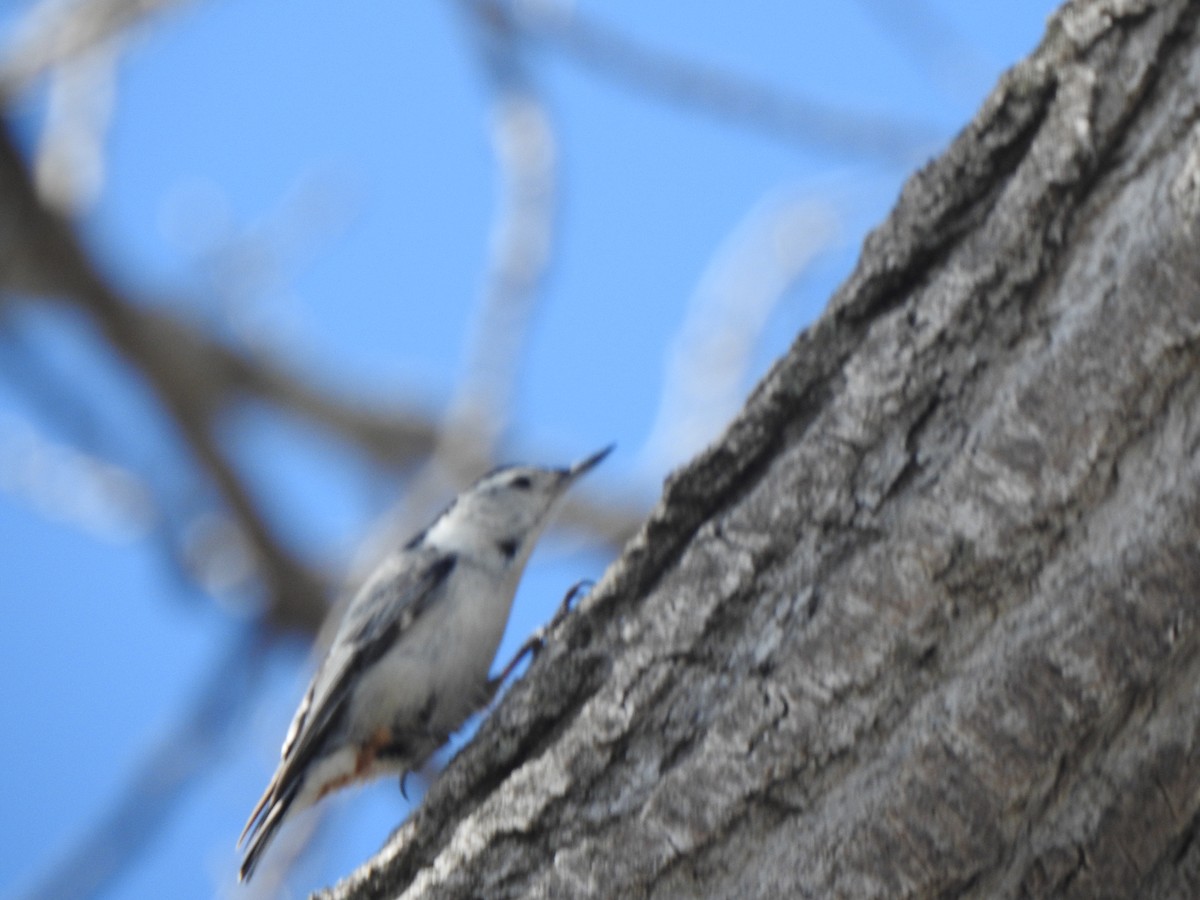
[238,775,301,882]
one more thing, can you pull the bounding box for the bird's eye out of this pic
[510,475,532,490]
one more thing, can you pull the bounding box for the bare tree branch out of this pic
[348,1,566,575]
[0,118,643,631]
[854,0,994,97]
[480,0,940,166]
[0,0,193,96]
[0,122,328,629]
[443,0,559,454]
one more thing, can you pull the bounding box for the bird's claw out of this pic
[490,579,594,690]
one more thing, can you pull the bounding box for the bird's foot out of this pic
[488,579,594,696]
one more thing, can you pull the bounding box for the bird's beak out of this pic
[565,444,614,481]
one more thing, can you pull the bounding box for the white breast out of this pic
[346,556,520,754]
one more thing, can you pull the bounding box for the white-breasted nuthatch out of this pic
[237,446,612,881]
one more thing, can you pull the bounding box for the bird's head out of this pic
[423,445,613,563]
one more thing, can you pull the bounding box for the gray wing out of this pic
[279,546,455,765]
[239,547,456,877]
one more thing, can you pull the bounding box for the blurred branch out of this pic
[0,120,329,631]
[33,41,117,213]
[643,191,840,470]
[480,0,940,167]
[0,107,642,629]
[119,306,442,470]
[18,626,267,900]
[0,0,193,96]
[448,41,557,447]
[0,410,154,540]
[854,0,993,99]
[352,1,566,566]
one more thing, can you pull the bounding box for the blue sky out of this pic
[1,1,1059,897]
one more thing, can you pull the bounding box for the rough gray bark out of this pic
[322,0,1200,896]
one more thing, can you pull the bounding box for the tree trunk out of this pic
[322,0,1200,896]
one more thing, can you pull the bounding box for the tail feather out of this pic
[238,777,276,848]
[238,777,301,882]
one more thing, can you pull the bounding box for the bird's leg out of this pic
[485,579,595,700]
